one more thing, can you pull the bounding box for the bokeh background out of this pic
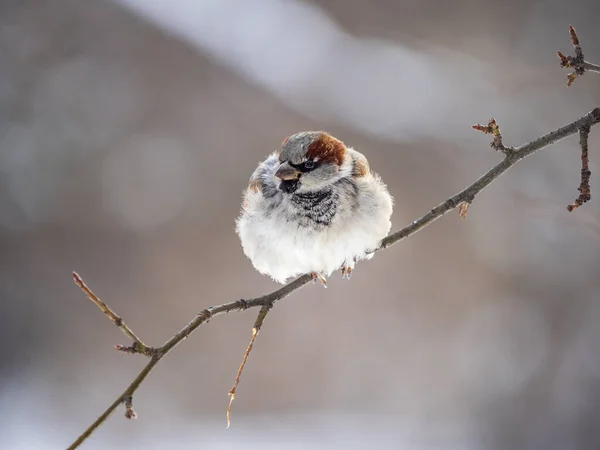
[2,0,600,448]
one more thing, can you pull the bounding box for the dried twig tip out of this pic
[226,326,260,429]
[490,118,500,134]
[115,344,140,354]
[472,118,500,135]
[473,118,510,154]
[226,392,235,429]
[569,25,580,46]
[73,272,83,287]
[557,51,570,67]
[559,25,587,86]
[124,396,137,419]
[472,123,490,134]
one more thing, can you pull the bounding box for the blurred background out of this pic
[2,0,600,448]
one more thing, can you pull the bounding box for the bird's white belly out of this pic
[238,212,384,283]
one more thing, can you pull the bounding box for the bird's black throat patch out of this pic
[290,187,338,228]
[279,179,300,194]
[292,189,333,205]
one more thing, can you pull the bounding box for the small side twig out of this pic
[72,272,152,357]
[123,395,137,419]
[558,25,600,86]
[472,118,514,155]
[567,125,592,211]
[114,344,144,354]
[227,302,273,428]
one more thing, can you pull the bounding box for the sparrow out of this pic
[236,131,393,285]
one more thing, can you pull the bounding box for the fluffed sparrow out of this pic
[236,131,393,284]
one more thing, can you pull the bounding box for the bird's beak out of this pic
[275,162,301,181]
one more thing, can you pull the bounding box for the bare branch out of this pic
[567,125,592,211]
[72,272,151,356]
[67,27,600,449]
[558,25,600,86]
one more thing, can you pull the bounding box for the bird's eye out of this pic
[303,160,315,170]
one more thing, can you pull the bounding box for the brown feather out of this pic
[247,178,263,193]
[242,179,263,211]
[306,133,346,166]
[352,157,370,178]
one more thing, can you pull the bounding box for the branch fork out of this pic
[558,25,600,86]
[472,118,514,156]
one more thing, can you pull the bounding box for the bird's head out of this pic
[275,131,348,194]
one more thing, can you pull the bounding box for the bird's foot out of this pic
[340,265,353,279]
[311,272,328,288]
[340,257,357,280]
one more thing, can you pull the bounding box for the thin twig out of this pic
[557,25,600,86]
[567,125,592,211]
[72,272,151,356]
[227,303,273,428]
